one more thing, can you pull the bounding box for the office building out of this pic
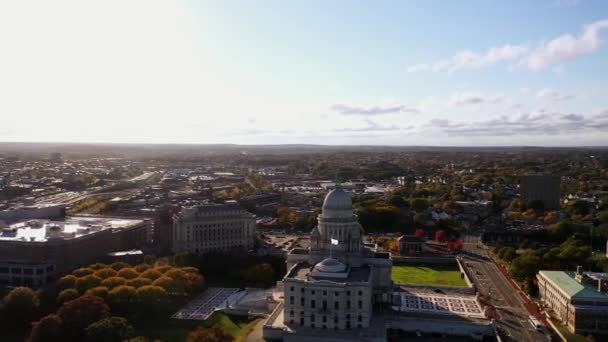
[172,202,255,255]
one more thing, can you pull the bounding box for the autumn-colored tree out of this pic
[126,277,152,288]
[153,276,183,295]
[117,267,139,279]
[75,274,102,293]
[187,326,233,342]
[414,228,427,238]
[140,269,162,281]
[85,316,134,342]
[183,272,205,294]
[447,239,463,251]
[72,267,95,277]
[58,274,77,289]
[101,276,127,289]
[435,230,446,242]
[154,265,171,274]
[89,263,109,270]
[107,285,137,306]
[134,263,151,273]
[57,289,80,305]
[58,294,109,338]
[181,266,199,274]
[110,262,130,271]
[94,268,118,279]
[3,287,40,326]
[143,254,156,265]
[86,286,110,299]
[28,314,63,342]
[276,207,299,226]
[136,285,169,309]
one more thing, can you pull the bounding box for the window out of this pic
[300,318,304,325]
[323,290,327,296]
[311,314,315,322]
[300,298,305,306]
[301,288,305,293]
[290,296,294,304]
[347,301,351,309]
[311,290,315,295]
[322,300,327,310]
[334,316,338,323]
[290,310,294,316]
[290,286,294,292]
[322,315,327,323]
[335,291,339,296]
[358,300,362,309]
[358,315,362,322]
[311,300,316,308]
[334,301,339,309]
[346,290,351,296]
[346,314,351,320]
[358,290,363,296]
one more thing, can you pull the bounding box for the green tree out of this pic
[388,194,409,208]
[244,263,276,288]
[510,252,542,283]
[85,316,135,342]
[410,198,429,212]
[3,287,40,326]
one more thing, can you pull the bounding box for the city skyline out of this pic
[1,0,607,146]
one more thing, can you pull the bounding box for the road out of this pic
[462,234,548,342]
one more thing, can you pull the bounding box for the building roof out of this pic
[322,185,352,210]
[539,270,608,300]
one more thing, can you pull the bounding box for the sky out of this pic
[0,0,607,146]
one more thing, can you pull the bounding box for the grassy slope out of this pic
[391,264,468,287]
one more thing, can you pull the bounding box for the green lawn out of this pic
[391,263,468,287]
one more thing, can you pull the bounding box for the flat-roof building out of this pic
[172,202,255,255]
[537,268,608,334]
[0,216,150,287]
[520,175,560,210]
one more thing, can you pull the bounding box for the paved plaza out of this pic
[172,287,240,320]
[393,292,484,318]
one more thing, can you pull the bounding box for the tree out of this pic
[527,199,545,212]
[244,263,276,288]
[75,275,102,293]
[140,269,162,281]
[388,194,409,208]
[187,326,233,342]
[144,255,156,265]
[411,198,429,212]
[447,239,463,252]
[58,274,77,289]
[570,200,591,216]
[276,207,299,227]
[28,314,63,342]
[3,287,40,326]
[126,277,152,288]
[107,285,136,306]
[86,286,109,299]
[57,289,80,305]
[101,276,127,289]
[58,294,110,338]
[510,252,543,283]
[134,263,151,273]
[413,212,426,225]
[94,268,118,279]
[110,262,130,271]
[117,268,139,280]
[414,228,427,238]
[85,316,134,342]
[435,230,446,242]
[72,267,95,277]
[136,285,169,309]
[174,252,197,267]
[153,276,183,295]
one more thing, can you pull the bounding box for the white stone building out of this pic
[266,185,392,340]
[172,202,255,255]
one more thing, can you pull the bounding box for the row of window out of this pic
[289,286,364,297]
[289,297,363,310]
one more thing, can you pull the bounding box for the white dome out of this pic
[313,258,347,273]
[323,186,352,210]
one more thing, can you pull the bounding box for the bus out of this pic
[528,315,543,330]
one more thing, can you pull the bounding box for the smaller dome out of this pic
[313,258,346,273]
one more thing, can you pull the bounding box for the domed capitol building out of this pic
[262,184,493,341]
[263,184,393,341]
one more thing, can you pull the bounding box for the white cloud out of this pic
[407,18,608,73]
[448,93,505,106]
[537,88,575,101]
[330,104,419,116]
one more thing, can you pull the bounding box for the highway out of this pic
[462,234,549,342]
